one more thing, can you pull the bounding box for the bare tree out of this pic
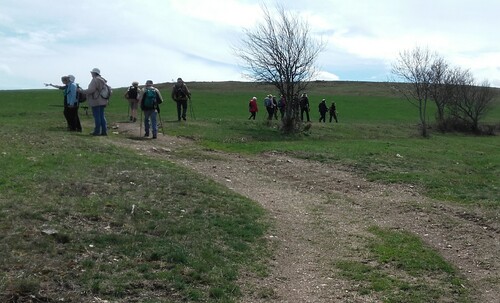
[428,56,450,123]
[467,81,497,131]
[234,4,325,132]
[449,74,496,132]
[392,47,438,137]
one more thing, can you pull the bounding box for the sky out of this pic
[1,0,499,90]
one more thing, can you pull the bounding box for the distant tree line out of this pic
[391,47,498,137]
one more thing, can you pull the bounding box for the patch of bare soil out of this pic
[111,122,499,303]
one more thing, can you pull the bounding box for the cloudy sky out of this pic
[1,0,499,90]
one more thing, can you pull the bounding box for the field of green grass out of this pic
[0,81,498,302]
[156,81,500,206]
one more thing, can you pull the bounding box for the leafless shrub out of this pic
[234,4,325,133]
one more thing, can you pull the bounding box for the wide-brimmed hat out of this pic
[90,68,100,75]
[132,81,139,86]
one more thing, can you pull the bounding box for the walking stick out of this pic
[127,99,130,120]
[139,109,143,137]
[157,106,165,135]
[189,97,196,120]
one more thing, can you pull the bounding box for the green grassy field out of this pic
[154,81,500,206]
[0,81,498,302]
[1,86,270,302]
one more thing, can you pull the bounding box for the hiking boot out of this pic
[152,135,157,139]
[144,132,149,137]
[133,117,137,122]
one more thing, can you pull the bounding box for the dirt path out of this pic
[110,122,499,302]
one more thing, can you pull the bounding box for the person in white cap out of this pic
[80,68,110,136]
[248,96,258,120]
[264,94,274,120]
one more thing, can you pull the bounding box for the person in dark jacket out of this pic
[272,96,278,120]
[124,81,140,122]
[329,101,338,123]
[299,93,310,122]
[277,95,286,120]
[171,77,191,121]
[318,99,328,123]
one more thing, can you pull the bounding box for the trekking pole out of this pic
[139,110,143,137]
[157,108,165,135]
[189,97,196,120]
[126,98,130,120]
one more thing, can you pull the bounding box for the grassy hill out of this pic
[0,81,498,302]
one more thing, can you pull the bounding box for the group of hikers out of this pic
[48,70,339,139]
[123,78,191,138]
[46,68,191,139]
[248,92,339,123]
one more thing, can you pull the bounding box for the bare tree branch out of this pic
[391,46,437,136]
[234,3,325,132]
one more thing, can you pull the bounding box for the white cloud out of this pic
[0,0,499,89]
[315,71,340,81]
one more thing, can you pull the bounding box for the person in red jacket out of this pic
[248,97,258,120]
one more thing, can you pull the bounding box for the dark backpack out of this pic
[175,85,187,99]
[143,88,157,109]
[278,98,285,108]
[300,97,308,108]
[76,84,86,103]
[264,98,272,107]
[127,86,138,99]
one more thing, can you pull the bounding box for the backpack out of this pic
[300,96,308,108]
[99,78,112,99]
[126,86,138,99]
[175,85,187,99]
[264,98,272,107]
[76,84,86,103]
[143,88,157,109]
[278,98,284,107]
